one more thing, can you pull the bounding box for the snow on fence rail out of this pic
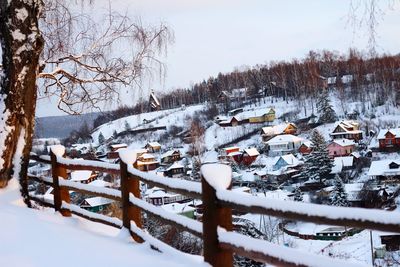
[28,147,400,267]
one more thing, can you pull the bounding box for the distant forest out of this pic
[93,49,400,128]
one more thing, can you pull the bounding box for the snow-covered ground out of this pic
[92,104,205,143]
[0,179,207,267]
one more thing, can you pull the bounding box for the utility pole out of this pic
[370,230,374,266]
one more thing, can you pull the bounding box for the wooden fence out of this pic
[28,147,400,267]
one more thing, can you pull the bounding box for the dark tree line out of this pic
[94,49,400,129]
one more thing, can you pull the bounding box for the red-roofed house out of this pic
[377,128,400,151]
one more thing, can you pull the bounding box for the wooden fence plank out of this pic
[120,160,143,243]
[202,173,233,267]
[50,150,71,217]
[219,200,400,233]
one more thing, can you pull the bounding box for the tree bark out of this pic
[0,0,44,206]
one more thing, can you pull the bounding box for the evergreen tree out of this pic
[112,130,118,139]
[330,175,349,207]
[98,132,105,145]
[233,218,266,267]
[293,187,303,202]
[317,89,337,123]
[298,130,333,183]
[124,120,131,131]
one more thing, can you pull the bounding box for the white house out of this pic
[331,156,354,174]
[368,159,400,182]
[265,134,303,156]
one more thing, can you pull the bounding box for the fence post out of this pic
[120,159,143,243]
[50,146,71,217]
[201,164,233,267]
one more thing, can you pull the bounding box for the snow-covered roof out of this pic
[331,121,362,135]
[215,115,228,121]
[228,151,242,157]
[161,202,195,214]
[70,170,94,181]
[331,139,355,147]
[301,140,312,147]
[88,179,112,188]
[161,149,180,159]
[146,142,161,148]
[368,159,400,176]
[235,108,274,120]
[278,154,302,166]
[253,170,267,176]
[81,197,113,207]
[244,148,259,157]
[110,143,127,149]
[232,186,251,194]
[266,134,302,145]
[377,128,400,140]
[139,153,156,160]
[262,123,295,136]
[331,156,354,174]
[166,162,184,171]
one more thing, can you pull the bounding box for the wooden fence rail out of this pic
[28,147,400,267]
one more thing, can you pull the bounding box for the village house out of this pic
[164,162,185,177]
[261,123,297,142]
[144,187,190,206]
[252,170,267,181]
[69,143,92,158]
[217,88,248,102]
[107,143,128,159]
[161,149,181,164]
[241,148,260,166]
[377,128,400,151]
[327,74,353,88]
[145,141,162,153]
[331,156,354,174]
[219,116,240,127]
[330,121,363,141]
[368,159,400,182]
[214,115,229,124]
[327,139,356,158]
[267,167,300,183]
[70,170,98,184]
[265,134,303,156]
[149,90,161,111]
[273,154,302,171]
[298,141,312,155]
[223,147,259,166]
[235,108,276,124]
[80,197,113,212]
[136,153,159,171]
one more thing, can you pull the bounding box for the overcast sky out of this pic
[36,0,400,117]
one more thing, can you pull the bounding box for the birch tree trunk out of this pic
[0,0,44,206]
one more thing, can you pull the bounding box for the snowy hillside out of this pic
[91,104,205,144]
[92,93,400,153]
[0,180,206,267]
